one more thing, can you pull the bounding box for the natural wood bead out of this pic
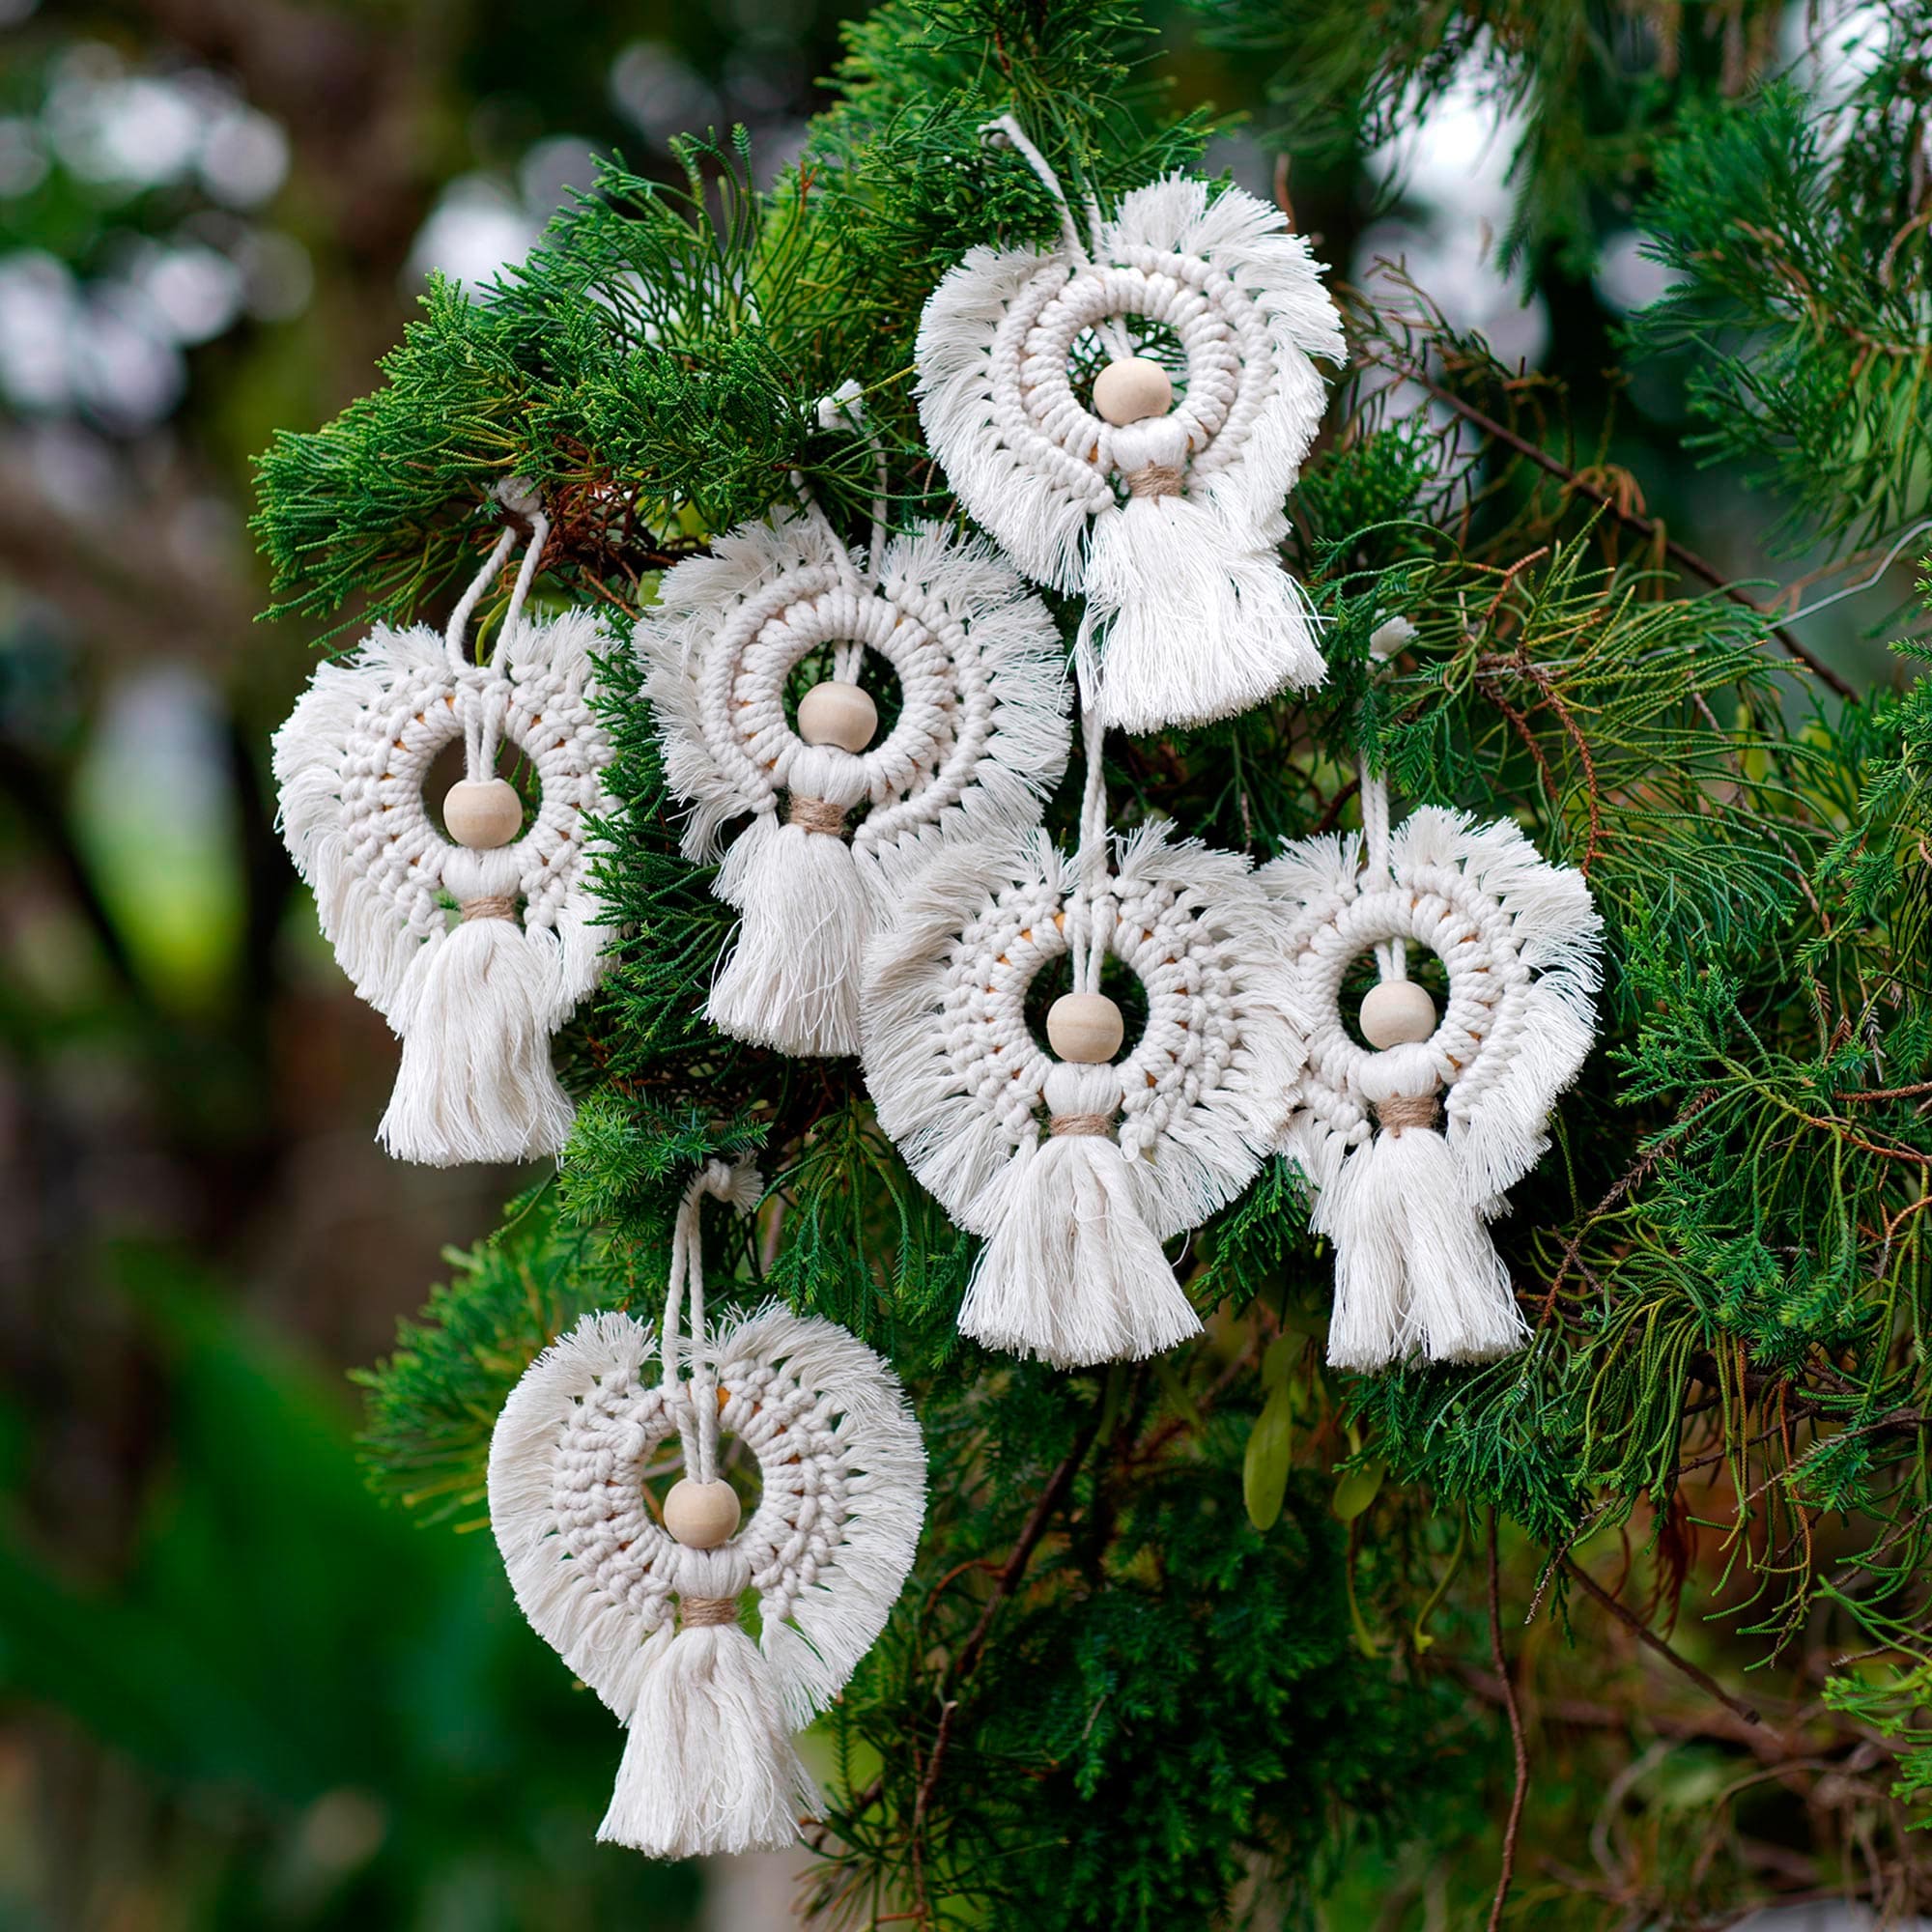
[663,1478,741,1549]
[1046,990,1124,1064]
[1093,355,1174,427]
[797,679,878,753]
[1360,979,1437,1048]
[442,777,524,849]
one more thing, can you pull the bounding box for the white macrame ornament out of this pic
[917,116,1345,734]
[489,1162,926,1859]
[639,392,1070,1058]
[1263,768,1603,1372]
[865,666,1301,1366]
[274,489,615,1164]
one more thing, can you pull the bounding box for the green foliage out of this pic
[257,0,1932,1921]
[1627,20,1932,552]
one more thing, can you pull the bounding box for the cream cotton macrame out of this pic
[864,652,1302,1367]
[489,1161,926,1859]
[639,395,1069,1059]
[916,116,1345,734]
[1262,778,1603,1372]
[272,485,615,1165]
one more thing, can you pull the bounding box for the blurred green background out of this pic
[0,1,1900,1927]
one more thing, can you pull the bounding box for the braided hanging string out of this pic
[445,478,554,787]
[1066,622,1114,999]
[660,1161,744,1489]
[1362,616,1414,986]
[980,111,1135,363]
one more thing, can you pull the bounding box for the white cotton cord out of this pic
[660,1161,741,1485]
[1362,615,1415,985]
[1069,620,1113,996]
[1359,764,1406,984]
[816,381,890,592]
[787,464,866,683]
[1783,517,1932,623]
[444,524,520,675]
[980,112,1131,360]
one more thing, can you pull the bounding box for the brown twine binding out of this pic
[678,1594,741,1631]
[1049,1113,1113,1138]
[460,894,519,923]
[1375,1093,1441,1135]
[1124,464,1184,500]
[787,793,847,836]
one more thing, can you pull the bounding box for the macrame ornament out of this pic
[273,485,615,1164]
[639,388,1070,1058]
[489,1161,926,1858]
[1262,690,1603,1370]
[865,658,1301,1366]
[916,115,1345,734]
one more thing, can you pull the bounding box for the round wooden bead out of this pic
[663,1477,742,1549]
[797,678,878,753]
[1359,979,1437,1049]
[1092,355,1174,427]
[1046,990,1125,1064]
[441,777,524,850]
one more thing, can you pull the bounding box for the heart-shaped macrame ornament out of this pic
[1262,807,1603,1371]
[639,508,1068,1058]
[865,823,1302,1367]
[917,139,1344,734]
[273,512,614,1164]
[490,1172,925,1857]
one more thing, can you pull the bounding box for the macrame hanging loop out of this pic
[916,117,1346,733]
[488,1161,927,1859]
[272,480,616,1165]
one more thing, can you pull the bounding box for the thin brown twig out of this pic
[1564,1556,1769,1733]
[1488,1513,1530,1932]
[1358,349,1857,699]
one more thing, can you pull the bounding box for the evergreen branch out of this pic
[1356,346,1855,698]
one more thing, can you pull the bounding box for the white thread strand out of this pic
[445,525,519,674]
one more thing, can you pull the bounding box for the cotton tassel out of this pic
[379,841,574,1164]
[599,1557,819,1858]
[707,737,872,1057]
[1316,1041,1526,1371]
[1084,415,1322,735]
[960,1057,1202,1367]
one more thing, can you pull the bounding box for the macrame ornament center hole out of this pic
[1022,949,1149,1065]
[781,639,906,744]
[423,735,534,845]
[1066,318,1188,414]
[1342,944,1449,1051]
[645,1422,765,1527]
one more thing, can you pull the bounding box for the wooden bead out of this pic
[1093,355,1173,427]
[663,1478,741,1549]
[441,777,524,849]
[1359,979,1437,1049]
[1046,990,1124,1064]
[797,679,878,753]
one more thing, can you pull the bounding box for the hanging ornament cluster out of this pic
[639,387,1070,1057]
[1261,687,1603,1370]
[274,483,617,1165]
[865,660,1302,1367]
[490,1162,926,1857]
[916,117,1345,734]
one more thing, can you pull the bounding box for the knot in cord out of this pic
[677,1594,741,1631]
[460,893,519,923]
[1375,1092,1441,1135]
[1049,1112,1113,1138]
[1124,463,1184,500]
[788,792,848,836]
